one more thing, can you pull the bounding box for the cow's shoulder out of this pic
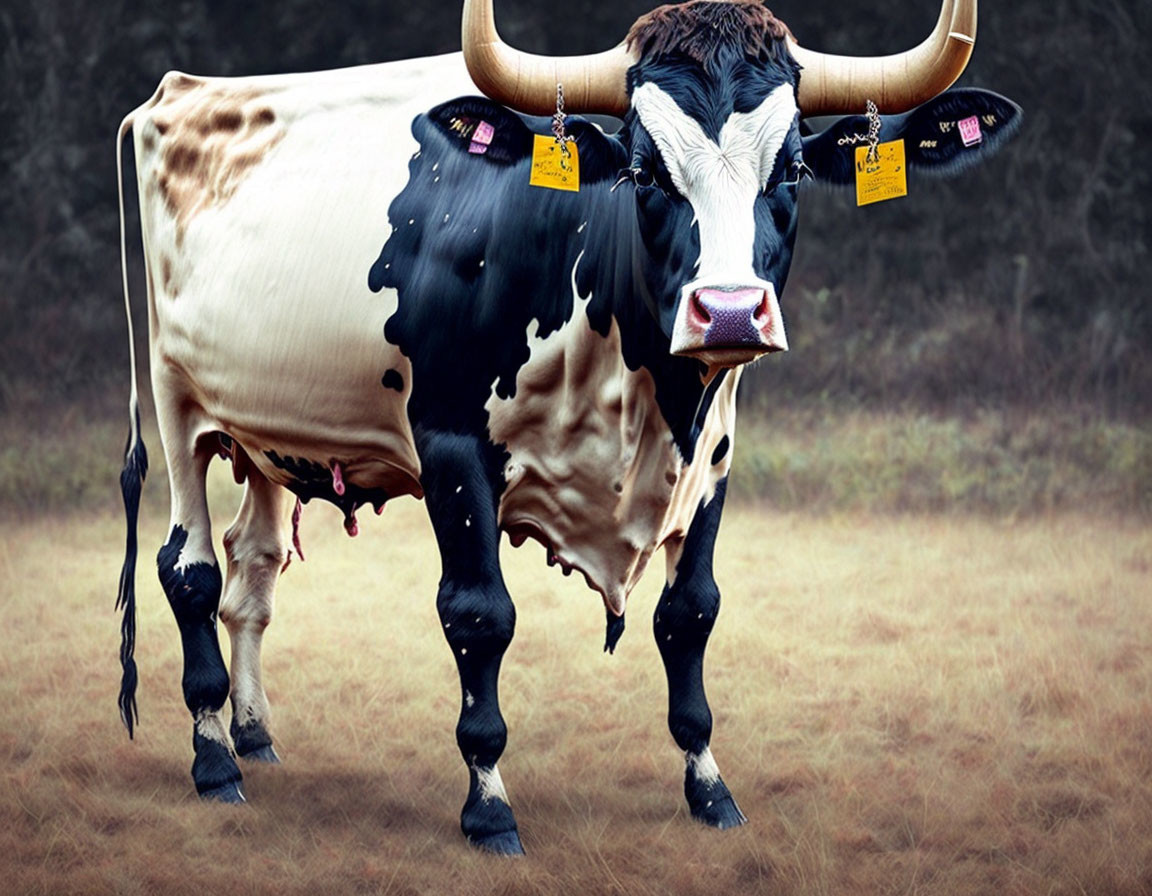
[370,98,627,435]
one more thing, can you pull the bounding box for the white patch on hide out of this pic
[486,255,739,615]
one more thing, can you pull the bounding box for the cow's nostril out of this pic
[691,291,712,324]
[754,293,770,323]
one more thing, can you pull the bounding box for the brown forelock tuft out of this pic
[626,0,794,66]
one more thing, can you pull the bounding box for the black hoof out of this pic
[468,829,525,856]
[192,731,244,801]
[691,794,747,830]
[231,719,277,761]
[199,781,246,804]
[239,744,281,764]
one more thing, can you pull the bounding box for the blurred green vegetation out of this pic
[3,407,1148,518]
[730,407,1152,516]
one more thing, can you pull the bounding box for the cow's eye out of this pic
[764,160,812,194]
[612,167,657,193]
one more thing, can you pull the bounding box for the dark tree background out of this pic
[1,0,1148,416]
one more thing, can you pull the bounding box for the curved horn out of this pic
[462,0,634,117]
[790,0,977,116]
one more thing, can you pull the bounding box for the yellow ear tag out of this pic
[855,140,907,207]
[529,135,580,192]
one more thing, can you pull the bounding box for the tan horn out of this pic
[462,0,635,117]
[789,0,977,116]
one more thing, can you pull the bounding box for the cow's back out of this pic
[134,53,476,499]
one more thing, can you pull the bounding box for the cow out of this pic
[116,0,1019,854]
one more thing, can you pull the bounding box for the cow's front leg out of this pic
[419,431,523,855]
[655,478,746,829]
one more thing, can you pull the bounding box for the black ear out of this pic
[424,97,535,166]
[802,89,1022,186]
[422,96,627,184]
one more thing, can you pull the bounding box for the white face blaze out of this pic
[631,81,797,362]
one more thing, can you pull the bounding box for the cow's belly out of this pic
[153,170,420,495]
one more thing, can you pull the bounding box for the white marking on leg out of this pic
[195,709,233,753]
[465,690,475,709]
[687,747,721,786]
[474,764,509,804]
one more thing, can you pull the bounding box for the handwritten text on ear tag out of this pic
[530,135,580,192]
[855,140,907,207]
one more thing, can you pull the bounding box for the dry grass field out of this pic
[2,462,1151,895]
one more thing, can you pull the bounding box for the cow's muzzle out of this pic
[670,284,788,367]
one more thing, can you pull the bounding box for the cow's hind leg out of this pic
[220,466,291,764]
[656,478,746,829]
[419,432,523,855]
[155,403,244,802]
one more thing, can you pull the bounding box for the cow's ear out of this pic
[422,98,625,183]
[887,89,1022,175]
[424,98,535,166]
[802,89,1022,186]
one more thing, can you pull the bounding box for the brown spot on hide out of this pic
[145,77,284,243]
[626,0,794,66]
[142,133,156,153]
[161,256,174,293]
[165,144,201,175]
[212,108,244,132]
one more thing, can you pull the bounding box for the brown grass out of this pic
[2,465,1151,894]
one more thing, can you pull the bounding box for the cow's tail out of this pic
[116,111,148,739]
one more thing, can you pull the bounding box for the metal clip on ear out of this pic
[552,83,572,157]
[865,99,881,165]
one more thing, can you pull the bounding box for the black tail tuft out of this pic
[116,410,148,738]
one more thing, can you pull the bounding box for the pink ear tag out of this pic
[958,115,983,147]
[469,120,495,155]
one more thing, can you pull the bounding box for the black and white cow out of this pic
[116,0,1019,853]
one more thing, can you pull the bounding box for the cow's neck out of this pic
[577,184,725,465]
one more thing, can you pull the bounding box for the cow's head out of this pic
[463,0,1020,369]
[621,3,802,367]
